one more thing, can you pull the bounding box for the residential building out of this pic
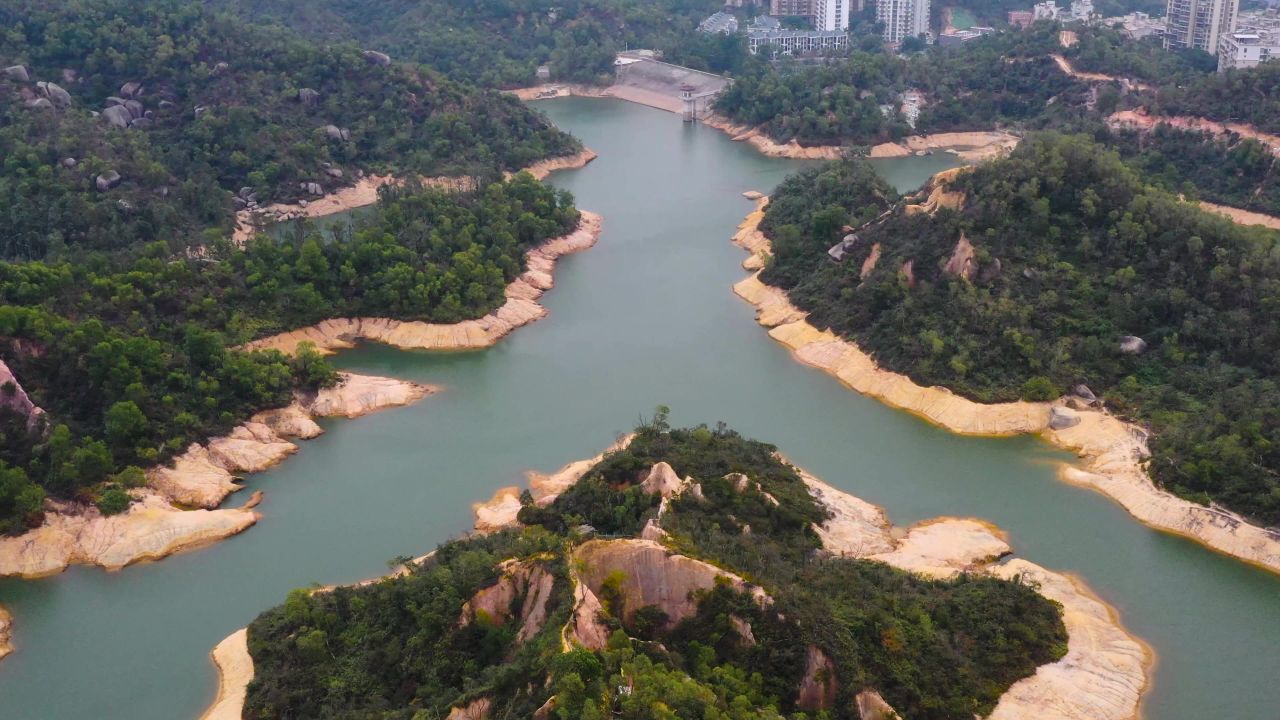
[1008,10,1035,26]
[1165,0,1238,54]
[938,26,995,45]
[1100,11,1167,40]
[748,14,783,31]
[1034,1,1060,19]
[747,29,851,54]
[698,11,740,34]
[1217,9,1280,70]
[770,0,814,17]
[878,0,930,43]
[1070,0,1095,21]
[814,0,852,30]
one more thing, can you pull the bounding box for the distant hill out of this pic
[0,0,579,259]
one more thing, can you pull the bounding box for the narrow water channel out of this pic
[0,98,1275,719]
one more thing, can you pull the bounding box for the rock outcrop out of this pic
[868,518,1011,578]
[639,461,685,497]
[987,560,1149,720]
[243,211,602,354]
[573,539,768,628]
[459,559,557,645]
[0,604,12,662]
[0,490,260,578]
[802,467,1150,720]
[942,233,977,280]
[0,359,46,430]
[797,645,839,711]
[446,698,491,720]
[1,373,429,578]
[200,628,254,720]
[730,196,1280,576]
[855,690,899,720]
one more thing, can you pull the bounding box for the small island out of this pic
[205,414,1148,720]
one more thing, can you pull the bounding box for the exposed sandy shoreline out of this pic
[1109,109,1280,157]
[232,149,597,244]
[731,195,1280,575]
[242,211,602,356]
[0,373,432,580]
[205,441,1151,720]
[0,605,12,662]
[1197,200,1280,230]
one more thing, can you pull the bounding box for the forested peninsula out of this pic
[748,133,1280,540]
[206,418,1149,720]
[0,0,581,260]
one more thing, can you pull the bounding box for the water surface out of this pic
[0,98,1276,719]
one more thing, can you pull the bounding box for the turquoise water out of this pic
[0,98,1276,719]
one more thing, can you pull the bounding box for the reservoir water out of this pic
[0,98,1277,719]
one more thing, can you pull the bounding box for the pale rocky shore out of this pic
[205,442,1150,720]
[701,113,1019,163]
[0,604,12,661]
[732,195,1280,575]
[0,372,432,580]
[232,149,597,245]
[242,211,603,356]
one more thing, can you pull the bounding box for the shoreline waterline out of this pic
[730,194,1280,577]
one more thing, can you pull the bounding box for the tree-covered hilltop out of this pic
[245,418,1067,720]
[1150,61,1280,134]
[713,25,1091,148]
[0,176,578,532]
[0,0,579,259]
[757,134,1280,526]
[206,0,725,88]
[1103,124,1280,216]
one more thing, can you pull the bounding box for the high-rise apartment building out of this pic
[878,0,930,43]
[814,0,851,30]
[1164,0,1239,54]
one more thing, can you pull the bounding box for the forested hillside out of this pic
[207,0,724,88]
[714,26,1089,147]
[245,418,1067,719]
[0,0,578,258]
[1151,62,1280,134]
[0,177,578,533]
[758,135,1280,526]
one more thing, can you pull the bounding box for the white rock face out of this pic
[988,560,1149,720]
[0,491,259,578]
[868,518,1011,578]
[308,372,433,418]
[639,461,685,498]
[200,628,253,720]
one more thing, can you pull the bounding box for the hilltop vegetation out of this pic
[245,418,1067,719]
[758,134,1280,526]
[207,0,724,88]
[0,0,578,259]
[1152,61,1280,134]
[0,177,578,532]
[714,25,1088,148]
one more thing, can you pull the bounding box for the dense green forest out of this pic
[207,0,724,88]
[758,135,1280,526]
[0,0,578,259]
[714,25,1091,147]
[1103,124,1280,216]
[0,176,578,532]
[1151,62,1280,134]
[246,418,1067,719]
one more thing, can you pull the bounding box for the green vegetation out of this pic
[247,418,1067,719]
[1152,61,1280,134]
[758,134,1280,525]
[0,176,578,531]
[1104,124,1280,216]
[714,25,1087,147]
[0,0,578,259]
[207,0,725,88]
[1065,26,1216,83]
